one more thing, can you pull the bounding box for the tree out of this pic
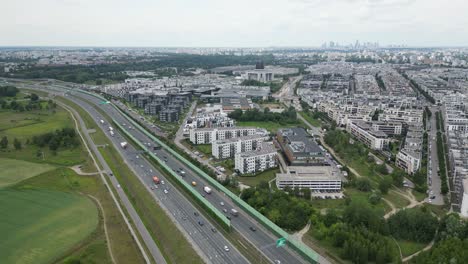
[379,177,393,194]
[388,208,438,243]
[13,138,21,150]
[0,136,8,149]
[30,93,39,102]
[302,188,311,199]
[356,178,372,192]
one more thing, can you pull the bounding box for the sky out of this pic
[1,0,467,47]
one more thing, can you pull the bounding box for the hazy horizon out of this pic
[2,0,468,47]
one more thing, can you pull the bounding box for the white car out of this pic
[164,189,168,194]
[220,202,225,206]
[117,184,121,188]
[161,180,165,185]
[224,246,229,252]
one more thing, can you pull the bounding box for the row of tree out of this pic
[31,128,80,151]
[0,136,22,150]
[436,131,449,194]
[312,199,398,263]
[0,85,19,97]
[241,181,314,231]
[411,214,468,263]
[228,107,298,125]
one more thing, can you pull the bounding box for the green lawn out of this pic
[0,189,98,264]
[384,190,411,209]
[238,168,279,187]
[397,240,426,257]
[236,121,299,133]
[195,144,212,156]
[299,112,322,127]
[0,107,73,140]
[0,158,56,188]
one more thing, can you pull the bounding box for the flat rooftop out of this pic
[276,166,341,181]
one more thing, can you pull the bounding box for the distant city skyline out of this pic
[1,0,468,47]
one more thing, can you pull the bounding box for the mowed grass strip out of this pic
[0,189,98,264]
[0,158,56,187]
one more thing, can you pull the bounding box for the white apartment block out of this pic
[189,127,257,144]
[212,135,269,159]
[371,121,404,136]
[347,120,390,150]
[396,148,421,174]
[378,108,423,125]
[461,179,468,217]
[276,166,342,192]
[234,143,277,174]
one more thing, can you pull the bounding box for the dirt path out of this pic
[402,239,435,262]
[70,165,100,176]
[88,194,117,264]
[383,198,397,219]
[291,221,311,241]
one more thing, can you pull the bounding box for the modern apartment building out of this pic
[189,127,258,144]
[396,148,421,174]
[371,121,404,136]
[347,120,389,150]
[276,166,342,192]
[234,143,277,174]
[212,135,269,159]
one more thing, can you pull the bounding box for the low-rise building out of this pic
[235,143,277,174]
[276,127,326,166]
[276,166,342,192]
[212,135,269,159]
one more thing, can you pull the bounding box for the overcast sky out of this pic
[1,0,467,47]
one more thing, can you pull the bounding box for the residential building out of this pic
[189,127,259,145]
[396,148,421,174]
[159,109,179,122]
[234,143,277,174]
[212,135,269,160]
[347,120,389,150]
[371,121,404,136]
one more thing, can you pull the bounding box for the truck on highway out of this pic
[203,186,212,194]
[100,119,105,124]
[120,142,128,149]
[191,181,197,186]
[230,209,239,216]
[109,126,114,131]
[152,176,160,184]
[110,131,115,137]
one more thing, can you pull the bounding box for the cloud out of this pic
[0,0,467,46]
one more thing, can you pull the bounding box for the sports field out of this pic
[0,189,98,264]
[0,158,55,188]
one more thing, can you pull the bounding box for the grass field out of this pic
[0,106,89,166]
[0,189,98,264]
[194,144,212,156]
[299,112,322,127]
[0,158,56,187]
[397,240,426,257]
[236,121,300,133]
[239,168,279,187]
[0,107,72,140]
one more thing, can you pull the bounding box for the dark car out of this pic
[249,226,257,232]
[211,228,217,233]
[194,212,199,216]
[198,221,204,226]
[226,215,231,220]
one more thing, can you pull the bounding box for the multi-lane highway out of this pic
[19,80,323,264]
[17,81,248,264]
